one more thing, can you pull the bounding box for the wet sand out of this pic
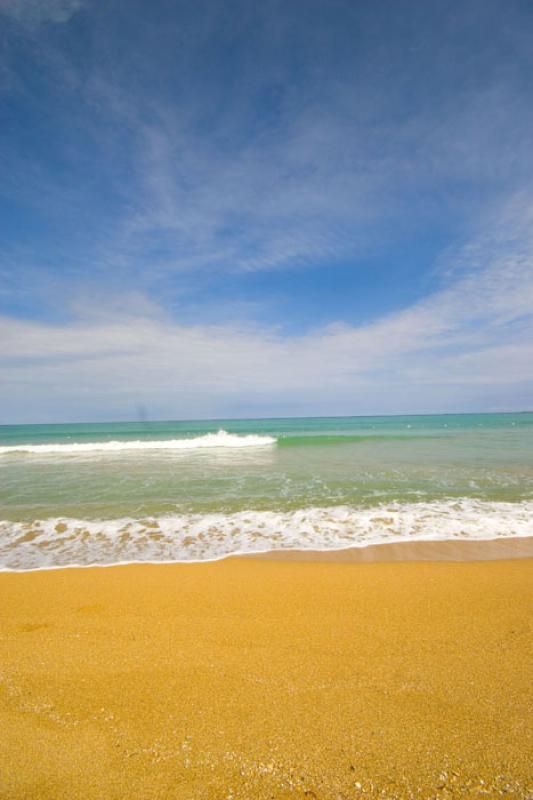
[1,552,532,799]
[247,535,533,562]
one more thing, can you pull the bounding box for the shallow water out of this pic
[1,413,532,569]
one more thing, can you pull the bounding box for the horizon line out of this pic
[0,409,531,428]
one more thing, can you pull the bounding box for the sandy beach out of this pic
[1,549,532,799]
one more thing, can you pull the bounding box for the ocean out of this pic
[1,413,532,570]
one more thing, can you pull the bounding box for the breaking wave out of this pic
[1,499,531,571]
[0,429,276,456]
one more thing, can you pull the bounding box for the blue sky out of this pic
[1,0,533,422]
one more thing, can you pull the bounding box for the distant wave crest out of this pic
[0,429,276,455]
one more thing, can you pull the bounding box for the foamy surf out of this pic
[0,429,276,455]
[1,499,531,571]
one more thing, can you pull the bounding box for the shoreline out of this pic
[245,534,533,562]
[1,535,532,574]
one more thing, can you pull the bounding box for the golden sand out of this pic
[1,557,532,799]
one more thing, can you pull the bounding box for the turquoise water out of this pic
[1,413,532,569]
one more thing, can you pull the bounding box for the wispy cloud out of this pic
[0,0,85,27]
[2,1,533,420]
[2,201,532,422]
[3,0,533,296]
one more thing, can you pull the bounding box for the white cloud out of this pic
[1,2,533,422]
[0,0,84,26]
[2,210,532,423]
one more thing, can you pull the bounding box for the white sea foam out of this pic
[0,429,276,455]
[0,499,531,571]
